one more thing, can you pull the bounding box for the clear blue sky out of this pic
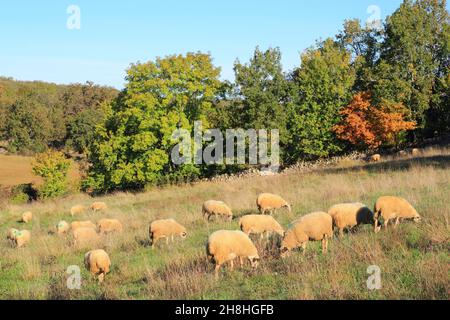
[0,1,415,89]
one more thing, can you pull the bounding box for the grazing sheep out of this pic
[374,196,421,232]
[56,221,70,234]
[202,200,233,221]
[70,204,86,216]
[328,203,374,237]
[398,150,407,157]
[6,228,19,243]
[71,220,96,231]
[21,211,32,223]
[370,154,381,162]
[411,148,420,156]
[149,219,187,249]
[84,249,111,283]
[73,227,100,246]
[206,230,260,279]
[256,193,291,215]
[90,201,108,212]
[239,214,284,239]
[13,230,31,248]
[280,212,333,257]
[97,218,123,234]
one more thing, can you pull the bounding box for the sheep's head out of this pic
[413,215,422,223]
[279,246,291,258]
[284,204,291,213]
[249,255,260,269]
[180,231,187,239]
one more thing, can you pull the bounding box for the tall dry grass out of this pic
[0,147,449,299]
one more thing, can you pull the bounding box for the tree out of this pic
[288,39,356,160]
[85,52,222,192]
[334,92,417,149]
[32,150,71,199]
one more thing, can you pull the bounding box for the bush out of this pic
[32,150,71,199]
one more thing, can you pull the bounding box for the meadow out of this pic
[0,147,448,299]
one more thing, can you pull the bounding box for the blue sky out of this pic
[0,1,418,89]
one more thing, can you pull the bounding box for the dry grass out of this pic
[0,147,449,299]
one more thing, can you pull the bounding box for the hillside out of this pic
[0,147,448,299]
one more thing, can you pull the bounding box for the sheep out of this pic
[73,227,100,246]
[90,201,108,212]
[398,150,407,157]
[6,228,19,244]
[97,218,123,234]
[13,230,31,248]
[256,193,291,215]
[71,220,96,231]
[411,148,420,156]
[84,249,111,283]
[239,214,284,240]
[70,204,86,216]
[370,154,381,162]
[206,230,260,279]
[202,200,233,221]
[280,212,333,257]
[373,196,421,232]
[56,221,70,234]
[149,219,187,249]
[21,211,32,223]
[327,203,374,237]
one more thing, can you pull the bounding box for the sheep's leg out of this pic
[384,219,389,229]
[229,259,234,271]
[322,235,328,254]
[339,228,344,238]
[98,273,105,283]
[239,257,244,267]
[171,234,174,242]
[394,217,400,228]
[165,237,169,245]
[301,242,307,254]
[374,218,379,233]
[214,264,221,279]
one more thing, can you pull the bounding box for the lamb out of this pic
[56,221,70,234]
[370,154,381,162]
[149,219,187,249]
[206,230,260,279]
[280,212,333,257]
[71,220,96,231]
[70,204,86,216]
[97,218,123,234]
[84,249,111,283]
[256,193,291,215]
[73,227,100,246]
[13,229,31,248]
[21,211,32,223]
[202,200,233,221]
[327,203,374,237]
[373,196,421,232]
[239,214,284,239]
[90,201,108,212]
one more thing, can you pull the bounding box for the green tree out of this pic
[85,52,222,192]
[288,39,356,160]
[32,150,71,199]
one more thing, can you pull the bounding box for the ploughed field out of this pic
[0,147,449,299]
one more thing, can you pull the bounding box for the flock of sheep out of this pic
[5,193,422,282]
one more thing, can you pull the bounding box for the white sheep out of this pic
[149,219,187,249]
[202,200,233,221]
[373,196,421,232]
[256,193,291,215]
[280,212,333,257]
[239,214,284,239]
[70,204,86,216]
[328,203,374,237]
[97,218,123,234]
[12,229,31,248]
[84,249,111,283]
[71,220,96,231]
[21,211,32,223]
[411,148,420,156]
[370,154,381,162]
[73,227,100,246]
[6,228,19,244]
[90,201,108,212]
[206,230,260,279]
[56,221,70,234]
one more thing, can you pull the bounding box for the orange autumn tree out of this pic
[334,92,416,149]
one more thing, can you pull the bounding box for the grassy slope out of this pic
[0,148,448,299]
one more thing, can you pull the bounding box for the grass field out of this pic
[0,147,448,299]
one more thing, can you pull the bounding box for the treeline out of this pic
[1,0,448,194]
[0,77,118,154]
